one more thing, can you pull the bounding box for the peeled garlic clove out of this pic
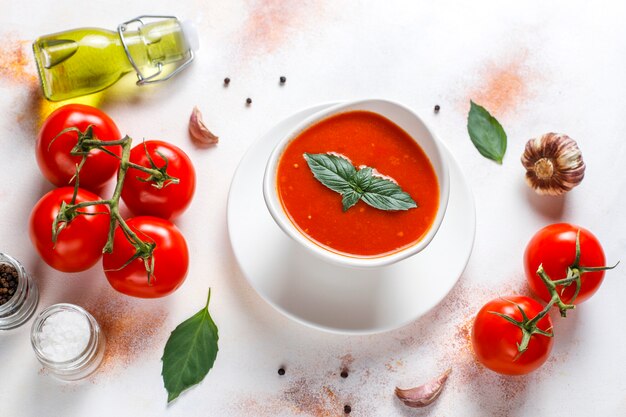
[521,133,585,196]
[395,368,451,408]
[189,106,219,146]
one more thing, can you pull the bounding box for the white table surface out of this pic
[1,1,625,416]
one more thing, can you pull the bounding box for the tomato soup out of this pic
[276,111,439,257]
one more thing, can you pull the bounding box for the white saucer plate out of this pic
[227,103,476,335]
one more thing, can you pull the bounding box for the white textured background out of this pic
[1,1,625,416]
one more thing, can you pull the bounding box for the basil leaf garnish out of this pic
[351,167,373,192]
[361,176,417,211]
[302,153,356,194]
[303,153,417,212]
[467,100,507,164]
[162,288,219,403]
[342,190,362,211]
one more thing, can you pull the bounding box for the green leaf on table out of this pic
[162,288,219,403]
[303,153,417,212]
[467,100,507,164]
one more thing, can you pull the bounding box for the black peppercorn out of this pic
[279,76,287,84]
[246,98,252,105]
[0,263,18,306]
[434,104,440,113]
[224,77,231,86]
[278,367,285,376]
[344,405,351,414]
[340,369,348,378]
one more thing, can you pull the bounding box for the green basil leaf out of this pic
[342,190,362,211]
[304,153,417,212]
[361,176,418,211]
[162,288,219,403]
[352,167,373,193]
[303,153,356,194]
[467,100,507,164]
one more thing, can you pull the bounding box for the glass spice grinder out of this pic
[0,253,39,331]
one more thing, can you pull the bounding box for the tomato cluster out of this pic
[471,223,615,375]
[29,104,195,298]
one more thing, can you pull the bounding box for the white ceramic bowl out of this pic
[263,99,450,268]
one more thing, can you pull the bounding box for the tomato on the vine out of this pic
[29,187,110,272]
[525,223,609,305]
[121,141,196,220]
[102,216,189,298]
[472,295,553,375]
[36,104,121,191]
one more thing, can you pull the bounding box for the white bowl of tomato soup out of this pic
[263,99,450,268]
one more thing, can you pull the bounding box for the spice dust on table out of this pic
[466,54,534,116]
[0,36,38,86]
[238,0,326,55]
[84,294,168,378]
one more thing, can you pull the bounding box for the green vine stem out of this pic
[486,230,619,360]
[535,230,619,317]
[489,298,554,357]
[51,127,179,281]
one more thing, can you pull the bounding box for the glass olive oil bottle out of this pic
[32,16,198,101]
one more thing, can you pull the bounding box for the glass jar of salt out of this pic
[0,253,39,330]
[31,303,105,381]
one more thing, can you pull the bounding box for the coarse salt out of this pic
[38,310,90,362]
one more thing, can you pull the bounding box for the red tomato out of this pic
[29,187,110,272]
[102,216,189,298]
[121,141,195,220]
[525,223,607,305]
[472,296,553,375]
[36,104,121,191]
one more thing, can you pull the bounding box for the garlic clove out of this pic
[189,106,219,146]
[521,133,585,196]
[395,368,451,408]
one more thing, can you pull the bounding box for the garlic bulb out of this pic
[521,133,585,196]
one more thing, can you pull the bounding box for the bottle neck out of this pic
[119,18,191,82]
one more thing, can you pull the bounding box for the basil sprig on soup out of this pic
[276,111,439,257]
[303,153,417,212]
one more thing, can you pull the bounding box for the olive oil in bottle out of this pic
[32,16,198,101]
